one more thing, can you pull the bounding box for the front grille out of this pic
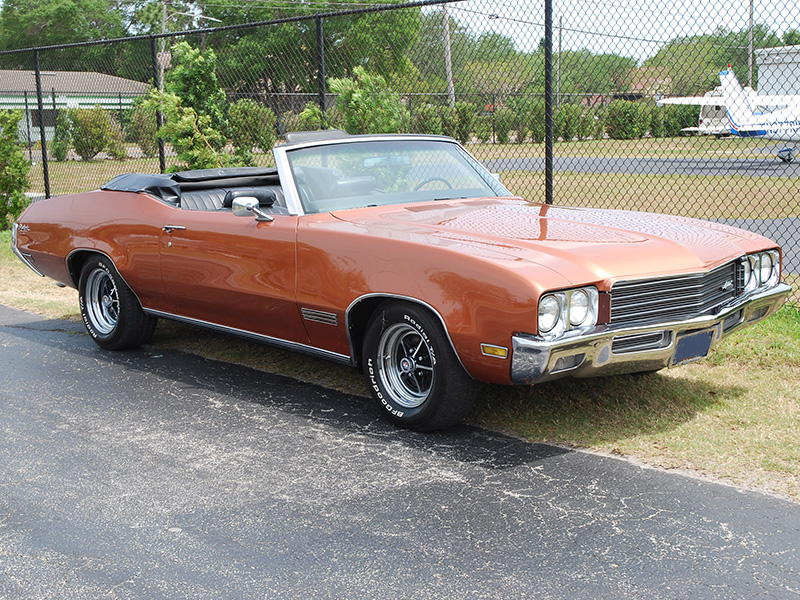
[612,331,672,354]
[610,261,740,327]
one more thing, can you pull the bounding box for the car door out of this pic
[157,209,308,345]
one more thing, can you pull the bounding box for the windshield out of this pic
[285,139,511,214]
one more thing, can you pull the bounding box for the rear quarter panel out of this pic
[16,190,176,310]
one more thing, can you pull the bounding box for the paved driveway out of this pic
[1,305,799,599]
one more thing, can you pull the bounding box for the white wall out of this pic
[755,45,800,95]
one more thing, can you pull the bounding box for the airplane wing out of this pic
[754,95,800,107]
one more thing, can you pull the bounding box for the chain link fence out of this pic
[1,0,797,301]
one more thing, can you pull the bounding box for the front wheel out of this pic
[362,302,478,431]
[79,256,157,350]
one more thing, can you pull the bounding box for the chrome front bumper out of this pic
[511,282,792,384]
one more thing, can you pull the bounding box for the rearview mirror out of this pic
[363,155,411,168]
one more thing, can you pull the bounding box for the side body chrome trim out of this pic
[144,309,353,366]
[301,308,339,326]
[344,293,471,376]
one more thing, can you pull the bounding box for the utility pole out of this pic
[442,3,456,109]
[160,0,168,91]
[557,16,562,107]
[748,0,754,88]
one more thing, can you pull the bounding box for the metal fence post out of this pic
[150,35,167,173]
[544,0,554,205]
[33,50,51,199]
[23,91,33,163]
[316,17,327,126]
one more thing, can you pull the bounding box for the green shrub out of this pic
[440,106,458,140]
[605,101,647,140]
[512,108,528,143]
[528,102,546,143]
[279,110,298,136]
[649,105,666,138]
[557,104,584,141]
[411,103,442,135]
[494,107,514,144]
[69,106,114,161]
[229,98,277,164]
[328,66,408,134]
[454,101,476,144]
[106,115,127,160]
[296,102,326,131]
[129,101,159,158]
[663,105,699,137]
[592,105,608,139]
[474,115,492,143]
[0,110,30,230]
[50,111,72,161]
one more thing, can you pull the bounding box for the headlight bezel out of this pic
[743,250,781,293]
[537,286,599,339]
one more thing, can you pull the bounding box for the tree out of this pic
[329,67,408,134]
[783,29,800,46]
[406,10,477,94]
[557,50,636,95]
[206,1,421,96]
[0,0,123,50]
[645,25,781,95]
[165,41,228,133]
[144,90,231,171]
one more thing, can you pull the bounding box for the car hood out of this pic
[331,197,773,286]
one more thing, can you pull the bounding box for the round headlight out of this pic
[569,289,590,326]
[538,295,561,334]
[758,253,773,286]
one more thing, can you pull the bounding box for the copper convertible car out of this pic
[12,132,792,430]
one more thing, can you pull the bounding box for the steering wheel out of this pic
[414,177,453,191]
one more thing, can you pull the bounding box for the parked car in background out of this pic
[12,131,791,430]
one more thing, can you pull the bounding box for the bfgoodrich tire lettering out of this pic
[362,301,478,431]
[78,256,157,350]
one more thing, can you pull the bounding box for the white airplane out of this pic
[658,67,800,162]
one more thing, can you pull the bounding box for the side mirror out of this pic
[232,197,274,222]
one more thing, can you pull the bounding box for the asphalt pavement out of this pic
[482,152,800,178]
[1,304,799,599]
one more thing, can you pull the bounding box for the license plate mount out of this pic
[671,329,714,366]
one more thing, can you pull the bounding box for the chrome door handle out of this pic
[163,225,186,233]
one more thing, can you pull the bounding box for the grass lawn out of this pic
[2,229,799,500]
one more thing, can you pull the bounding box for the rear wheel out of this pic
[78,256,157,350]
[362,302,478,431]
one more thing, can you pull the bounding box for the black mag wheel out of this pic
[362,301,479,431]
[78,256,157,350]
